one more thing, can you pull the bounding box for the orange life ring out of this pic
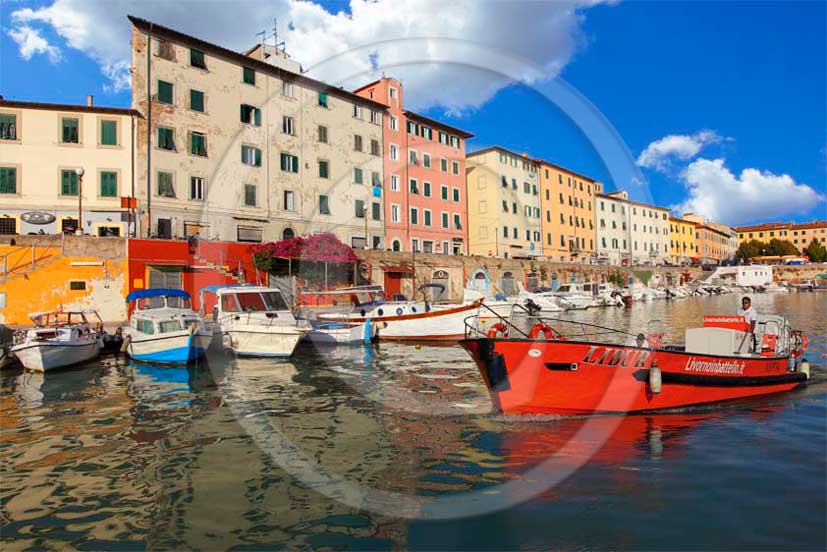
[529,322,562,340]
[487,322,509,339]
[647,333,662,349]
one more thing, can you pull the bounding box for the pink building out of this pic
[354,77,472,255]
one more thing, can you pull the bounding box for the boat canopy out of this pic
[126,288,190,302]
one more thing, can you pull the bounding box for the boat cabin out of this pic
[685,314,791,357]
[126,289,203,337]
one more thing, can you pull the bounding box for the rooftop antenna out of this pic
[255,29,267,57]
[273,18,286,53]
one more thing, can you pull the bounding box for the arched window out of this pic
[282,228,295,240]
[501,271,516,296]
[391,239,401,252]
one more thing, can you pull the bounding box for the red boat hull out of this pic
[459,338,807,414]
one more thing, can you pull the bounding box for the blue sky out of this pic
[2,0,825,225]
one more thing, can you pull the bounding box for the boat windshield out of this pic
[136,296,192,310]
[32,312,88,327]
[223,291,288,313]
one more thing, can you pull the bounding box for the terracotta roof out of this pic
[791,220,827,231]
[533,158,597,184]
[467,145,539,165]
[595,192,668,212]
[128,16,388,111]
[403,110,474,138]
[734,222,791,233]
[0,99,140,117]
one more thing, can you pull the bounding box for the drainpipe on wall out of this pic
[146,23,153,238]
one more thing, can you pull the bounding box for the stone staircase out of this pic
[190,249,246,284]
[0,245,61,282]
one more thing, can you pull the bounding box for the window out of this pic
[440,158,448,172]
[157,81,173,104]
[372,202,381,221]
[318,125,328,143]
[502,200,508,212]
[158,127,175,150]
[283,190,295,211]
[157,40,174,60]
[100,120,117,146]
[318,160,329,179]
[244,183,257,207]
[0,114,17,140]
[354,134,363,151]
[190,90,205,113]
[409,150,418,165]
[280,153,299,173]
[0,167,17,194]
[318,92,328,107]
[353,105,363,119]
[370,110,381,125]
[412,239,420,253]
[501,176,508,188]
[240,104,261,125]
[241,145,262,166]
[157,171,175,197]
[243,67,255,85]
[390,175,400,192]
[371,139,380,156]
[355,200,365,218]
[503,226,508,238]
[420,126,433,140]
[100,171,117,197]
[526,230,531,241]
[512,203,517,214]
[70,281,87,291]
[237,227,263,243]
[512,178,517,189]
[282,116,294,135]
[406,120,417,134]
[423,182,431,197]
[389,115,398,131]
[190,132,207,156]
[61,117,79,143]
[190,48,206,69]
[371,171,381,187]
[190,176,205,200]
[319,195,331,215]
[442,212,449,229]
[282,81,294,97]
[410,207,419,225]
[410,178,419,194]
[452,161,460,175]
[452,188,460,202]
[454,214,462,230]
[423,153,431,168]
[354,167,363,184]
[61,170,79,196]
[389,86,398,100]
[389,144,399,161]
[424,209,432,227]
[391,204,401,223]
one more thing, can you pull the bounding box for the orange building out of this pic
[353,77,473,255]
[537,160,602,262]
[736,220,827,253]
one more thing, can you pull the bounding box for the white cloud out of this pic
[8,0,607,107]
[671,158,824,225]
[637,130,725,171]
[7,25,61,63]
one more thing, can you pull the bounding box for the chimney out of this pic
[86,94,94,107]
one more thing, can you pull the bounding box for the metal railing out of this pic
[1,244,59,280]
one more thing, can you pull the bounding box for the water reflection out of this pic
[0,294,824,549]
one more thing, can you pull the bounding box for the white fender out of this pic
[800,360,810,380]
[649,363,662,394]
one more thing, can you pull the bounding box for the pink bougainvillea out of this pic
[252,233,356,271]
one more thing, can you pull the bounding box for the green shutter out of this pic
[100,171,117,197]
[101,120,117,145]
[190,90,204,112]
[158,127,174,150]
[291,155,299,173]
[62,118,79,143]
[190,48,206,69]
[61,170,77,196]
[243,67,255,85]
[253,107,261,126]
[157,80,173,104]
[190,133,206,156]
[319,160,328,178]
[0,167,16,194]
[354,168,363,184]
[318,92,328,107]
[0,114,16,140]
[254,148,262,167]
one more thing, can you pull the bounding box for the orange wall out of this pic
[539,162,599,261]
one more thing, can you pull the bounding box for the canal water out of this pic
[2,293,825,550]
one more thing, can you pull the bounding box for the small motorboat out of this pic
[11,311,103,372]
[303,319,378,345]
[201,285,310,357]
[124,288,213,364]
[461,308,810,415]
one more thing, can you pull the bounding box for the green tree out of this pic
[803,238,827,262]
[736,239,765,261]
[765,238,799,256]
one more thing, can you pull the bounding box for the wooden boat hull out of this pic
[459,338,807,414]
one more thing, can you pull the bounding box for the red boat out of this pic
[460,311,810,415]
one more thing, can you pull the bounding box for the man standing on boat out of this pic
[738,296,758,350]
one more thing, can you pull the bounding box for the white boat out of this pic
[201,285,310,357]
[317,286,481,341]
[303,319,378,345]
[462,288,522,319]
[125,289,213,364]
[11,311,102,372]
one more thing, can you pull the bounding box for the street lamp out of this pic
[75,167,84,235]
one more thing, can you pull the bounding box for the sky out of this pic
[1,0,825,227]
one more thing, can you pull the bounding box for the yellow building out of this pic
[684,214,730,263]
[669,216,698,263]
[736,220,827,254]
[0,98,140,237]
[466,147,541,258]
[537,160,601,262]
